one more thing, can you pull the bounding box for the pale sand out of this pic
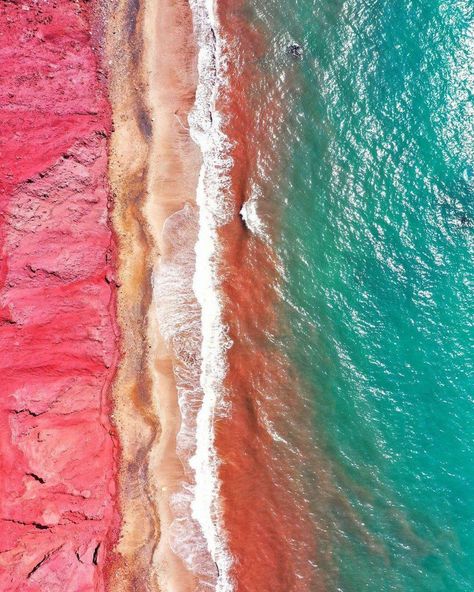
[105,0,201,589]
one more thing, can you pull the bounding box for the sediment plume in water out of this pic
[210,3,327,590]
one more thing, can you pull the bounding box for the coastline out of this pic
[1,0,326,589]
[203,2,327,590]
[1,1,469,590]
[106,0,319,589]
[106,0,204,589]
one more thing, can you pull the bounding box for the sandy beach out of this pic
[105,0,201,589]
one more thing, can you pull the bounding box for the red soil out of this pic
[0,2,119,590]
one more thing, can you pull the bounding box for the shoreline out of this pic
[202,2,327,590]
[106,0,323,588]
[106,0,204,589]
[106,0,321,589]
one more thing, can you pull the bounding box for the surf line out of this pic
[188,0,235,590]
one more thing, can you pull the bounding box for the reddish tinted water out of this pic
[212,3,325,590]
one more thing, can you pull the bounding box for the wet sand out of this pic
[105,0,201,589]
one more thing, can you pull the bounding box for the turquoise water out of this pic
[248,0,474,589]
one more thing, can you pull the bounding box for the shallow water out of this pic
[231,0,474,590]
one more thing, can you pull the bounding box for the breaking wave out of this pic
[154,0,235,590]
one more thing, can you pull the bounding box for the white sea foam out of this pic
[153,0,235,590]
[187,1,235,590]
[240,184,267,239]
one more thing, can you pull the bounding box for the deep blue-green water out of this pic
[247,1,474,589]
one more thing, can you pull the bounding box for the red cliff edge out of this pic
[0,2,119,590]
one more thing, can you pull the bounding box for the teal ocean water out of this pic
[245,0,474,589]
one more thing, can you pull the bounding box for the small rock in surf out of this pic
[287,43,303,59]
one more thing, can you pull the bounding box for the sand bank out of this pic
[105,0,201,589]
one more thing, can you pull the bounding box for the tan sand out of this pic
[105,0,201,589]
